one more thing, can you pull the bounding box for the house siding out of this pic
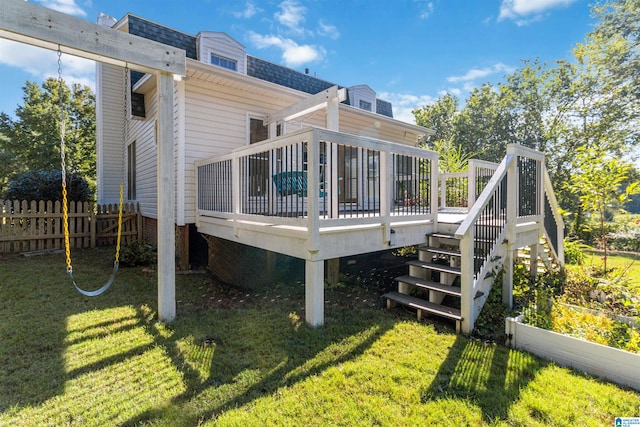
[182,75,324,223]
[96,63,126,205]
[132,87,160,219]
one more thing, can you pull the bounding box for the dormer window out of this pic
[211,53,237,71]
[348,85,376,114]
[197,31,247,74]
[359,100,372,112]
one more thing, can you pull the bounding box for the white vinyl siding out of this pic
[181,75,324,223]
[104,60,424,225]
[134,87,160,218]
[96,62,126,205]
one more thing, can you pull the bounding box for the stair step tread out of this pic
[419,246,461,257]
[428,232,458,240]
[395,275,462,297]
[407,260,462,275]
[383,291,462,320]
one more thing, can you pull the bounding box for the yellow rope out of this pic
[62,183,125,272]
[62,183,72,272]
[115,184,124,264]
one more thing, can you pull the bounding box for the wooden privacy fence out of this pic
[0,200,142,254]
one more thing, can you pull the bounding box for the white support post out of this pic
[232,153,241,237]
[440,176,447,209]
[431,156,439,227]
[305,259,324,327]
[330,142,339,218]
[529,243,540,279]
[468,159,477,208]
[380,148,391,243]
[326,93,339,131]
[504,146,518,308]
[459,232,474,334]
[157,72,176,323]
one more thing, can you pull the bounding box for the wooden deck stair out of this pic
[383,231,467,333]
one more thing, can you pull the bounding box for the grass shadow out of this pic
[421,335,546,423]
[0,248,160,411]
[121,291,394,426]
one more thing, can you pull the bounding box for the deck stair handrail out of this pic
[453,144,563,334]
[543,167,565,265]
[455,152,513,333]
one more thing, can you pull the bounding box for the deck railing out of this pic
[196,128,439,230]
[543,167,565,264]
[438,159,498,211]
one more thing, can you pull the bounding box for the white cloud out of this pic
[446,63,514,83]
[443,63,514,97]
[0,39,95,90]
[248,32,324,67]
[233,1,261,19]
[318,20,340,40]
[498,0,577,24]
[275,0,307,35]
[379,92,438,124]
[414,0,435,20]
[36,0,87,17]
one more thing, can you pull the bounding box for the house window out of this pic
[127,141,136,200]
[210,53,237,71]
[249,118,269,144]
[359,100,372,111]
[248,118,269,197]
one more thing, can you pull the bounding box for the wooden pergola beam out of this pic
[0,0,185,75]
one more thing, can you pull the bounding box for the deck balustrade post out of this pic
[504,145,518,309]
[459,232,474,334]
[380,149,391,243]
[431,156,439,227]
[232,153,241,237]
[529,243,540,279]
[468,159,477,208]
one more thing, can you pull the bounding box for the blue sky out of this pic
[0,0,594,124]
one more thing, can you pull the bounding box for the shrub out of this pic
[564,239,586,265]
[119,242,157,267]
[4,170,92,202]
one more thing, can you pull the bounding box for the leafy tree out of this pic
[455,82,512,162]
[590,0,640,146]
[570,147,640,274]
[413,93,459,146]
[0,78,95,196]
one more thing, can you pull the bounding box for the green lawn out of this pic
[1,248,639,426]
[581,248,640,292]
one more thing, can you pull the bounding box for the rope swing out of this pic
[59,48,126,296]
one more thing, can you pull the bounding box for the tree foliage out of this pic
[0,78,96,197]
[4,170,91,202]
[413,0,640,225]
[569,147,640,272]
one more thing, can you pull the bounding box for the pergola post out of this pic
[0,0,186,322]
[157,72,176,322]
